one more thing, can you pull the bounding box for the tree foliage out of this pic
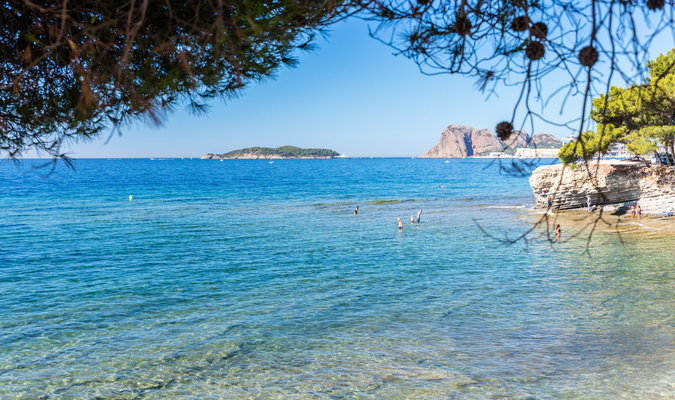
[3,0,675,163]
[559,49,675,166]
[362,0,675,142]
[0,0,359,160]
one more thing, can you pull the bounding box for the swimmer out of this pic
[555,224,561,241]
[439,185,446,188]
[411,215,415,224]
[354,206,359,215]
[417,209,422,222]
[398,218,403,230]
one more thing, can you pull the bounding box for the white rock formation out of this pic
[529,162,675,213]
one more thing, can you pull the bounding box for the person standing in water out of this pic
[398,218,403,231]
[410,215,415,224]
[555,224,561,238]
[354,206,359,215]
[637,205,642,221]
[587,195,592,212]
[417,210,422,223]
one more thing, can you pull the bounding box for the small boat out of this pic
[269,161,274,164]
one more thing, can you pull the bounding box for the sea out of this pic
[2,158,675,399]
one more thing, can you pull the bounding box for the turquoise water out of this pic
[2,158,675,399]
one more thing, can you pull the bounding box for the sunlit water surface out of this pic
[2,158,675,399]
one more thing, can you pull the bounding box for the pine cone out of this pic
[454,15,472,36]
[292,14,307,26]
[526,41,545,61]
[578,46,599,67]
[530,22,548,40]
[511,16,529,32]
[647,0,665,10]
[496,122,514,141]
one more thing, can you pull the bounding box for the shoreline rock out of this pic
[529,162,675,214]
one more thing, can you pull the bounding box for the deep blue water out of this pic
[2,158,675,399]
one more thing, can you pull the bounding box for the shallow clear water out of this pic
[2,158,675,399]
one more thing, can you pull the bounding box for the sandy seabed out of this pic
[528,206,675,241]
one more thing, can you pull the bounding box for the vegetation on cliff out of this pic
[559,49,675,167]
[209,146,339,159]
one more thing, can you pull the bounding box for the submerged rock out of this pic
[381,366,476,387]
[529,162,675,213]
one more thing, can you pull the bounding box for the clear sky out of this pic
[64,17,675,159]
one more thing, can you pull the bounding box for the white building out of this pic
[514,148,561,158]
[560,135,576,145]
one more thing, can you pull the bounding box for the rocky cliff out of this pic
[420,125,560,158]
[529,162,675,213]
[531,133,563,148]
[419,125,497,158]
[420,125,505,158]
[502,130,531,148]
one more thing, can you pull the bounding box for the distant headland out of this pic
[420,124,562,158]
[201,146,340,159]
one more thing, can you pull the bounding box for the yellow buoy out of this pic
[129,195,132,201]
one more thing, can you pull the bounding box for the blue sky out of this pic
[66,16,675,158]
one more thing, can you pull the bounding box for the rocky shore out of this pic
[529,161,675,214]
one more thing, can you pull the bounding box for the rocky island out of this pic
[202,146,340,159]
[530,162,675,213]
[420,124,562,158]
